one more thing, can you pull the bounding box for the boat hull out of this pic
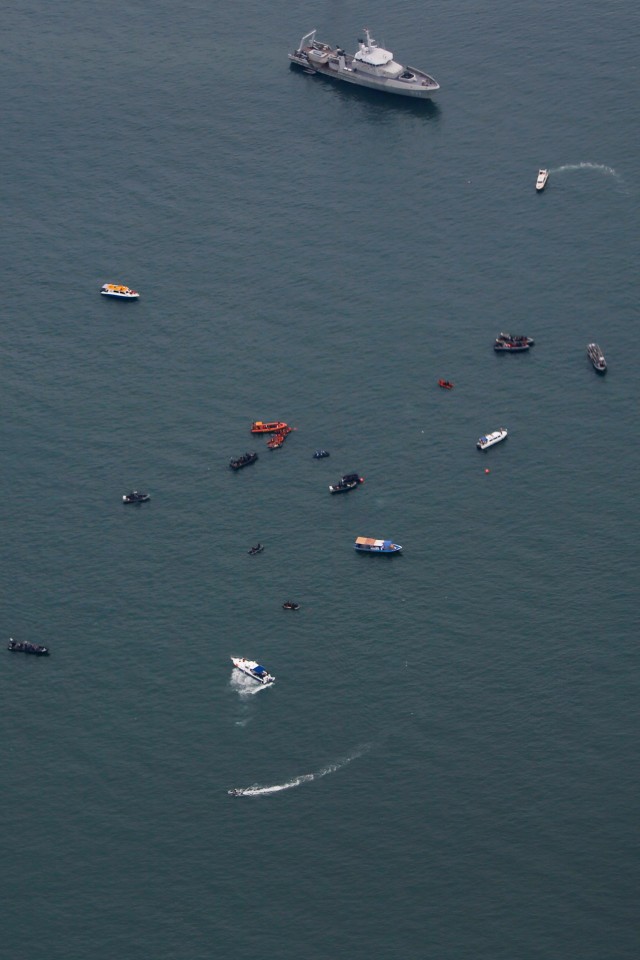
[290,57,439,99]
[354,545,402,554]
[101,292,139,298]
[354,537,402,554]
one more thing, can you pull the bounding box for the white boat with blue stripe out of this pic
[231,657,275,685]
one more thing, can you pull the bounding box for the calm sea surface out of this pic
[2,1,638,958]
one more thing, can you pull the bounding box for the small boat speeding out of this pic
[231,657,275,685]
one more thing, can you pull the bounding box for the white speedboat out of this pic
[536,169,549,191]
[477,428,508,450]
[100,283,140,299]
[289,28,439,99]
[231,657,275,685]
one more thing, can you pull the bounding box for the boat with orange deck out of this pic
[251,421,289,434]
[438,379,454,389]
[267,425,292,449]
[100,283,140,299]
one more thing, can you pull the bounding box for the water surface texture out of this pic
[2,1,638,958]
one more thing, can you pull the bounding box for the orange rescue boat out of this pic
[438,380,454,390]
[251,420,289,433]
[267,425,292,449]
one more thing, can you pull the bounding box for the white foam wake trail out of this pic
[229,744,370,797]
[229,672,270,698]
[552,162,622,181]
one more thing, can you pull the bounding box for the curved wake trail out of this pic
[551,162,627,189]
[228,745,370,797]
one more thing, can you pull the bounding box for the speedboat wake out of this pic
[229,672,271,698]
[228,744,370,797]
[552,162,628,190]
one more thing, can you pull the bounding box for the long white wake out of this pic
[228,745,370,797]
[551,162,627,189]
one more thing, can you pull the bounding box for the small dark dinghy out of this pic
[248,543,264,555]
[122,490,150,504]
[282,601,300,611]
[229,452,258,470]
[313,450,330,458]
[8,637,50,656]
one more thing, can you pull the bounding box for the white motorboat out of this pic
[536,169,549,191]
[231,657,275,685]
[101,283,140,299]
[289,28,439,99]
[587,343,607,373]
[477,428,508,450]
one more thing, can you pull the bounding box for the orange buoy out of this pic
[484,468,490,474]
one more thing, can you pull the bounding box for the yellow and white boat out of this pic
[100,283,140,299]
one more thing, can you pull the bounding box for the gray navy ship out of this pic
[289,28,439,100]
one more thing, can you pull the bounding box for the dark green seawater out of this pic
[2,1,638,957]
